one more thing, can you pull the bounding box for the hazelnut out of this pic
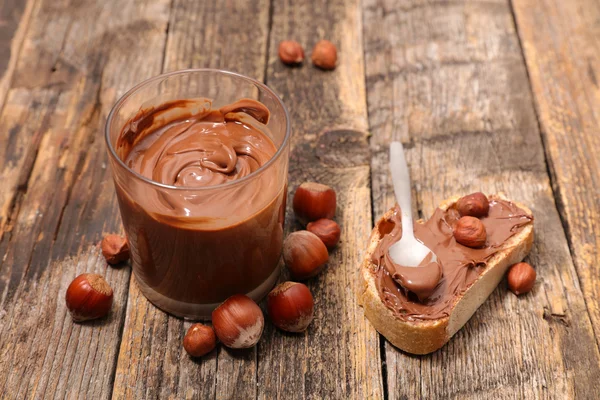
[311,40,337,70]
[507,262,536,295]
[267,282,314,332]
[283,231,329,280]
[307,219,341,248]
[183,323,217,357]
[278,40,304,65]
[292,182,336,224]
[101,234,130,265]
[454,216,487,248]
[456,192,489,218]
[212,294,264,349]
[65,273,113,322]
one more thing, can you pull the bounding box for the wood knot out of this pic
[543,307,570,327]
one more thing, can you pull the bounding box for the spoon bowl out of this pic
[388,141,437,267]
[388,233,436,267]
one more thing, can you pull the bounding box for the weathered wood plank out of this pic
[256,0,384,399]
[363,0,600,398]
[0,0,170,397]
[0,0,38,235]
[111,1,271,398]
[512,0,600,346]
[0,0,36,120]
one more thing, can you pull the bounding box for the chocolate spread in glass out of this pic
[114,98,285,305]
[371,198,533,321]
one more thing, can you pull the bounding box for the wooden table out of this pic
[0,0,598,398]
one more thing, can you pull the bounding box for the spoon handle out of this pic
[389,141,415,240]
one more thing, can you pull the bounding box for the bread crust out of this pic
[358,194,534,355]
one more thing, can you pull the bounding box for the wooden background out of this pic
[0,0,598,398]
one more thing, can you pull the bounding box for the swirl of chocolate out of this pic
[118,98,275,188]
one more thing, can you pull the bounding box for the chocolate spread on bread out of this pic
[371,198,533,321]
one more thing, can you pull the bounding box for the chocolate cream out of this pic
[113,98,286,309]
[371,198,533,321]
[119,98,274,190]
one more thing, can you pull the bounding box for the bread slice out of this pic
[358,194,534,354]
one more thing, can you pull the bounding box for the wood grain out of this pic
[111,1,271,399]
[1,0,598,398]
[0,0,170,397]
[511,0,600,346]
[256,0,383,399]
[114,0,384,398]
[363,0,600,398]
[0,0,37,236]
[0,0,36,118]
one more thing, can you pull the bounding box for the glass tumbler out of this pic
[105,69,290,319]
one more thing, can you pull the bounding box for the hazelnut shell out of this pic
[283,231,329,280]
[456,193,489,218]
[101,234,130,265]
[311,40,337,70]
[507,262,536,295]
[183,323,217,357]
[212,294,264,349]
[307,219,341,248]
[292,182,336,224]
[267,282,315,332]
[454,216,487,248]
[65,273,113,322]
[278,40,305,65]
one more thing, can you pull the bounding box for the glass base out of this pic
[134,265,281,320]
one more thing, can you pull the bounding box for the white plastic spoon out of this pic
[387,141,437,267]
